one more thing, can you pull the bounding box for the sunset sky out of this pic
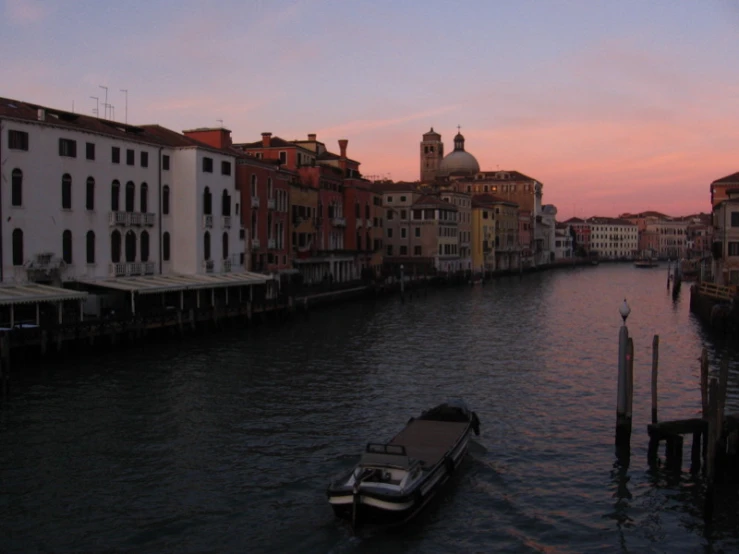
[2,0,738,219]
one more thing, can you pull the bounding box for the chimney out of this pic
[37,108,45,121]
[338,139,348,158]
[261,132,272,147]
[308,133,316,141]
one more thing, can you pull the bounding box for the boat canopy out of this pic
[359,452,416,470]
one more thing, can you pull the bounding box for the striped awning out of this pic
[77,272,269,295]
[0,283,88,306]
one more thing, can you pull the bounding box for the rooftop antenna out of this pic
[110,105,115,120]
[99,85,108,118]
[120,89,128,124]
[90,96,99,117]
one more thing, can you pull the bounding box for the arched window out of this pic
[125,231,136,262]
[111,180,120,211]
[163,232,171,261]
[203,187,212,215]
[11,169,22,206]
[62,230,73,263]
[222,232,229,260]
[204,231,211,260]
[141,230,150,262]
[111,230,122,263]
[12,229,23,266]
[86,177,95,211]
[162,185,170,215]
[125,181,135,212]
[251,212,257,239]
[140,182,148,213]
[61,174,72,209]
[221,189,230,216]
[86,230,95,264]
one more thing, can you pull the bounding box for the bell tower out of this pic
[420,128,443,182]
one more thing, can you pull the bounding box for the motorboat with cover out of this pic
[326,400,480,529]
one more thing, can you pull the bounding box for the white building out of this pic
[587,217,638,259]
[0,97,265,317]
[712,188,739,285]
[554,223,573,260]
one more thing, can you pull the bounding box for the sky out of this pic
[2,0,738,219]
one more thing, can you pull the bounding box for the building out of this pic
[0,96,267,320]
[586,217,638,259]
[711,188,739,285]
[554,223,573,260]
[710,172,739,208]
[562,217,591,256]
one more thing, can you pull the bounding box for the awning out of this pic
[77,272,268,295]
[0,283,88,306]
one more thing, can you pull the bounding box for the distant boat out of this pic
[634,259,659,268]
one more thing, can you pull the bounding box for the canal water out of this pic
[1,264,738,553]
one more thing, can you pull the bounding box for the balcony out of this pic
[143,213,156,226]
[203,259,214,273]
[128,212,143,226]
[366,219,373,228]
[109,211,156,227]
[251,196,260,208]
[109,262,148,277]
[331,217,346,227]
[223,258,232,273]
[356,219,364,228]
[202,214,213,228]
[109,211,127,226]
[222,215,231,229]
[267,198,276,210]
[268,238,276,249]
[252,238,260,249]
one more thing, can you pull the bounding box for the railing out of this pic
[332,217,346,227]
[252,238,260,249]
[366,219,373,228]
[356,219,363,228]
[203,260,214,273]
[699,281,737,301]
[109,211,127,226]
[143,213,156,226]
[251,196,260,208]
[223,258,232,272]
[109,262,147,277]
[222,215,231,229]
[203,214,213,228]
[267,198,275,210]
[128,213,143,226]
[268,238,276,249]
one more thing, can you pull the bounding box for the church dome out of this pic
[438,130,479,176]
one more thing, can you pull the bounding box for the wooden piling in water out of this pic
[700,348,709,419]
[651,335,659,424]
[615,324,632,451]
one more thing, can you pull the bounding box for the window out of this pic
[8,130,29,151]
[203,187,212,215]
[141,151,148,168]
[414,245,422,256]
[111,230,122,263]
[222,232,229,259]
[111,180,120,211]
[400,245,407,255]
[163,232,171,261]
[86,142,95,160]
[279,151,287,164]
[386,245,393,256]
[61,174,72,209]
[86,231,95,264]
[11,169,22,206]
[162,185,170,215]
[62,230,73,264]
[140,183,148,213]
[125,182,135,212]
[112,146,120,164]
[729,242,739,256]
[732,212,739,227]
[12,229,23,266]
[125,230,136,262]
[387,211,394,221]
[162,155,170,170]
[141,230,150,262]
[203,157,213,173]
[86,177,95,210]
[126,149,134,165]
[400,210,407,220]
[400,196,406,202]
[204,231,211,260]
[221,160,231,175]
[415,227,420,238]
[387,228,393,238]
[401,228,407,239]
[250,175,257,196]
[221,189,231,216]
[59,138,76,158]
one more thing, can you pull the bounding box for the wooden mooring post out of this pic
[651,334,659,424]
[615,300,633,453]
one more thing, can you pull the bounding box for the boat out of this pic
[634,258,659,268]
[327,400,480,529]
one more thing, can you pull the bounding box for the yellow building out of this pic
[472,194,520,272]
[471,196,496,273]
